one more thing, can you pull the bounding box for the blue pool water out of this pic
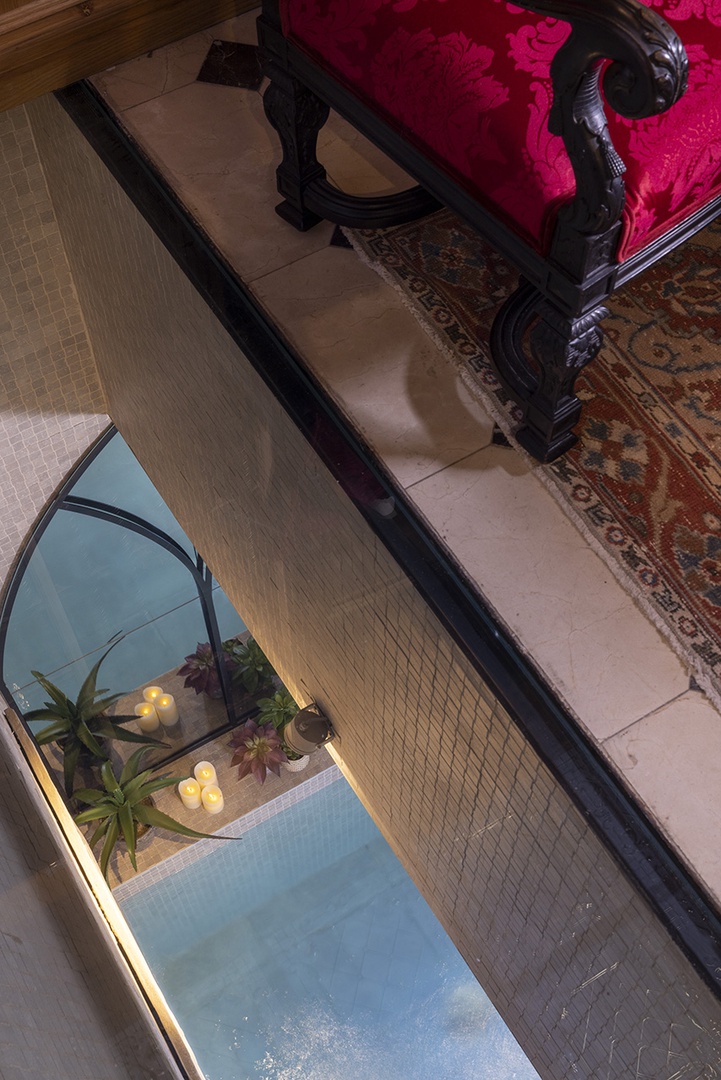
[119,776,540,1080]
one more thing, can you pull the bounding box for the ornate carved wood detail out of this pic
[262,61,330,230]
[515,0,688,275]
[262,56,440,231]
[490,279,608,462]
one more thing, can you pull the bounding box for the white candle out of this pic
[155,693,179,727]
[178,778,202,810]
[201,784,224,815]
[194,761,217,788]
[134,702,160,732]
[143,685,164,704]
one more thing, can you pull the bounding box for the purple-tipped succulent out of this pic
[229,719,287,784]
[178,642,221,698]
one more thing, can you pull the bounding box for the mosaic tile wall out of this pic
[29,92,721,1077]
[0,106,180,1078]
[0,107,107,593]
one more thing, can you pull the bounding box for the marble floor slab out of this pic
[89,11,721,910]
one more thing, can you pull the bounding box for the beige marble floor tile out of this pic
[603,691,721,907]
[408,444,689,739]
[252,244,495,486]
[91,12,261,113]
[322,113,415,195]
[207,10,262,46]
[118,81,335,281]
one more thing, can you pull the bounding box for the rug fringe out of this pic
[343,226,721,715]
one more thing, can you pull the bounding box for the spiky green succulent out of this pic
[74,747,220,881]
[26,645,165,797]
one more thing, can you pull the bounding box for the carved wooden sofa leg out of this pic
[491,280,609,463]
[262,64,329,231]
[262,57,441,232]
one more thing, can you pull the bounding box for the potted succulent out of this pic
[178,642,222,698]
[178,635,276,703]
[256,689,309,773]
[25,645,165,797]
[228,636,276,695]
[229,718,288,784]
[73,747,222,881]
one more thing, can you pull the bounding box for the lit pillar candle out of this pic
[134,702,160,732]
[155,693,179,727]
[194,761,217,788]
[201,784,224,815]
[143,685,164,705]
[178,778,202,810]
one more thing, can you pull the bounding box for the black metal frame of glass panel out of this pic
[0,426,253,768]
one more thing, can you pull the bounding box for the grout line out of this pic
[600,687,692,744]
[245,240,335,286]
[404,443,494,491]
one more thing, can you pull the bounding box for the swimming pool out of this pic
[118,771,540,1079]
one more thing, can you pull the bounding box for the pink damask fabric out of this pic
[278,0,721,260]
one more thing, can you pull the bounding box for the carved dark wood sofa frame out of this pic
[256,1,710,463]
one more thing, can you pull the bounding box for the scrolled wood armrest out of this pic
[512,0,688,245]
[515,0,687,116]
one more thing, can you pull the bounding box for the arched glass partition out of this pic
[0,427,272,781]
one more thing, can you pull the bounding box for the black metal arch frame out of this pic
[0,425,241,766]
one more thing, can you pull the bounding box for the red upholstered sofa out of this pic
[256,1,721,462]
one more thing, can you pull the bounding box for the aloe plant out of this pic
[25,645,164,797]
[74,747,221,881]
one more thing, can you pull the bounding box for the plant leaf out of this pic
[99,816,120,881]
[30,672,72,713]
[118,801,137,870]
[100,759,120,794]
[98,722,166,747]
[75,720,106,759]
[133,776,186,800]
[63,741,82,797]
[105,712,143,726]
[88,819,110,848]
[76,645,120,717]
[72,788,106,805]
[91,692,126,715]
[119,769,156,804]
[118,747,154,788]
[75,804,115,824]
[32,719,70,743]
[133,804,223,840]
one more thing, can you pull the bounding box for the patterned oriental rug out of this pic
[349,212,721,707]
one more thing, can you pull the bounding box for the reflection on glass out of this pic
[0,432,261,781]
